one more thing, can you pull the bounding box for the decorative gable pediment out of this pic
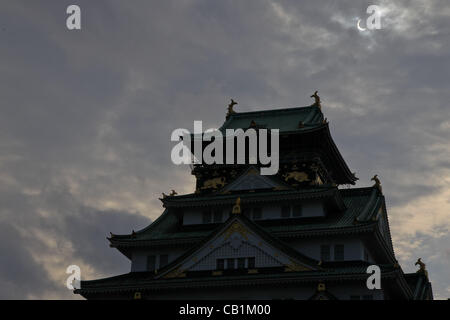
[221,167,290,192]
[158,216,317,279]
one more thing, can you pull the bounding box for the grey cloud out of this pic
[0,223,58,299]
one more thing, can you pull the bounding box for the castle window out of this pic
[159,254,168,268]
[252,207,262,220]
[237,258,246,269]
[248,257,256,269]
[350,295,360,300]
[320,245,330,261]
[362,295,373,300]
[226,258,235,270]
[334,244,344,261]
[281,206,290,218]
[213,209,223,223]
[147,255,156,271]
[292,205,302,217]
[202,210,212,224]
[219,257,255,270]
[216,259,224,270]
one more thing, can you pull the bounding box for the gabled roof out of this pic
[155,212,320,280]
[219,166,292,193]
[219,106,324,133]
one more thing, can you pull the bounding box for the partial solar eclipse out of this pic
[357,19,366,31]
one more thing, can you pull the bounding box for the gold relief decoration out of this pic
[317,283,326,292]
[283,171,310,183]
[201,177,226,190]
[284,259,311,272]
[163,267,186,279]
[134,292,142,299]
[223,221,249,240]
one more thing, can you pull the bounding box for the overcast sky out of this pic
[0,0,449,299]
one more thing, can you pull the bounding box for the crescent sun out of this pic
[357,19,366,31]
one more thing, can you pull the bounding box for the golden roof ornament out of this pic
[415,258,428,278]
[226,99,237,118]
[133,292,142,299]
[162,189,178,198]
[371,174,382,193]
[232,197,241,214]
[310,90,321,109]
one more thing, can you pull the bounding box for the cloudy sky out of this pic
[0,0,449,299]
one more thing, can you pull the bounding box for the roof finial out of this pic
[227,99,237,118]
[310,90,321,109]
[317,283,326,292]
[415,258,428,278]
[169,189,177,196]
[232,197,241,214]
[371,174,382,193]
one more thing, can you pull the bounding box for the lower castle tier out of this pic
[75,104,432,300]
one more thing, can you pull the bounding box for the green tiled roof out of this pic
[75,262,398,294]
[109,187,382,247]
[219,106,324,133]
[162,187,338,206]
[404,273,433,300]
[265,188,382,234]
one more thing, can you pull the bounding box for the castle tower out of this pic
[75,102,432,300]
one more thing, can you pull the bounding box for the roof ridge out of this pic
[339,186,378,194]
[227,105,317,117]
[162,186,337,203]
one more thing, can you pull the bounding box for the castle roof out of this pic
[75,262,413,297]
[109,187,383,249]
[220,105,324,133]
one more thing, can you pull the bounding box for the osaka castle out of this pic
[75,95,433,300]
